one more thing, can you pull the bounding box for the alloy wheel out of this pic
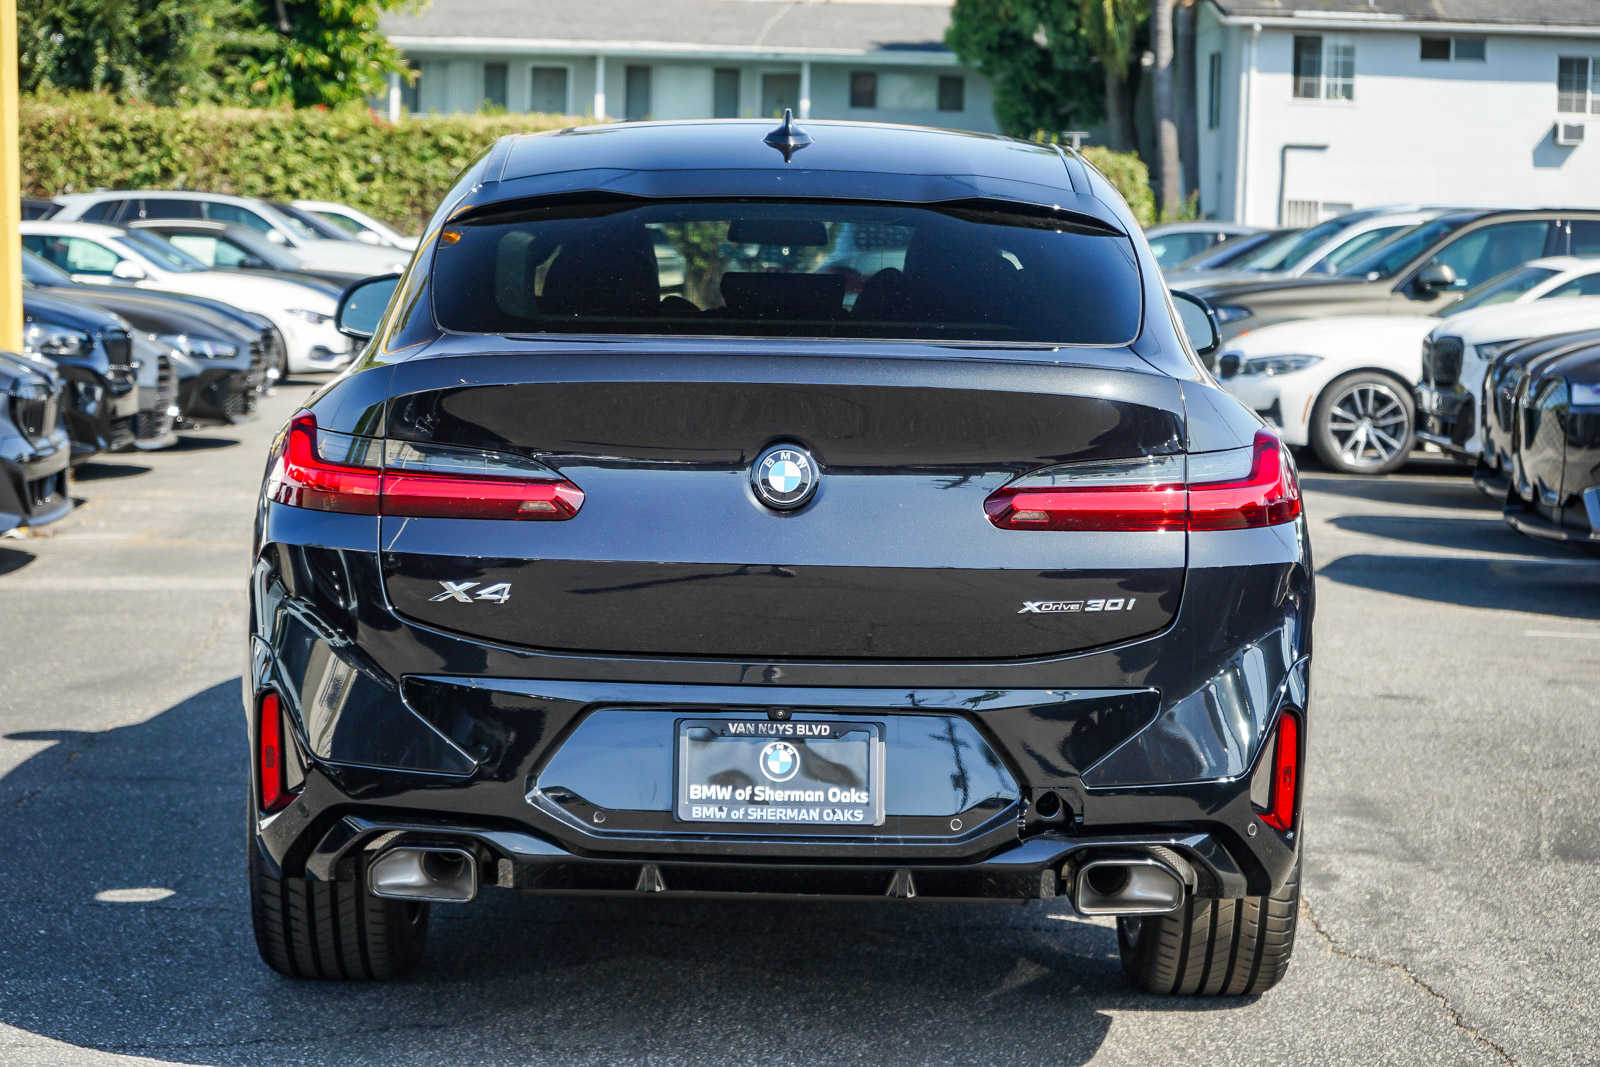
[1326,381,1409,469]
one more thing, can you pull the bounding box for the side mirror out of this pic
[1170,289,1220,358]
[265,230,289,246]
[1414,262,1457,293]
[111,260,147,282]
[336,273,402,341]
[355,231,383,246]
[1217,351,1244,380]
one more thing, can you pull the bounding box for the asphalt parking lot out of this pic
[1,379,1596,1066]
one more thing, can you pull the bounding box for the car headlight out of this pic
[1571,381,1600,407]
[1474,339,1519,362]
[287,307,333,326]
[1240,354,1322,377]
[1213,305,1254,325]
[22,321,92,359]
[156,332,239,360]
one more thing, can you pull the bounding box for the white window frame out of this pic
[1292,34,1355,103]
[1557,56,1600,116]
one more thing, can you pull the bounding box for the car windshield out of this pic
[1439,266,1558,317]
[431,199,1142,344]
[1339,217,1473,279]
[120,230,208,272]
[1304,225,1413,275]
[21,249,73,286]
[275,203,351,242]
[1240,217,1349,272]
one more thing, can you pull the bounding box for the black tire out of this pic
[248,837,429,980]
[1310,371,1414,475]
[1116,857,1300,996]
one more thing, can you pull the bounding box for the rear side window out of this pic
[79,200,122,223]
[431,200,1141,344]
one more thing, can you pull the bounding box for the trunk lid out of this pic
[377,349,1188,660]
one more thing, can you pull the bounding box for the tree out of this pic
[1149,0,1182,218]
[946,0,1102,138]
[20,0,415,108]
[1077,0,1145,151]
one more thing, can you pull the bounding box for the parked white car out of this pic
[47,191,410,277]
[20,221,353,375]
[1171,208,1442,286]
[1216,257,1600,474]
[293,199,419,251]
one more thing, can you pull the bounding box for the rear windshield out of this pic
[430,200,1141,344]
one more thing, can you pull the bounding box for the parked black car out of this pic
[1185,210,1600,341]
[23,250,268,423]
[247,119,1312,994]
[0,350,72,534]
[124,333,179,451]
[1475,329,1600,499]
[1503,341,1600,547]
[21,289,139,461]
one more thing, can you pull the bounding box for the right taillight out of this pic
[984,431,1300,533]
[266,412,584,520]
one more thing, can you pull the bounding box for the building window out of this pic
[529,67,568,113]
[1558,57,1598,115]
[850,72,878,109]
[937,75,965,112]
[1293,35,1353,101]
[1206,51,1222,129]
[713,68,740,118]
[482,62,508,110]
[1423,36,1485,61]
[624,65,652,120]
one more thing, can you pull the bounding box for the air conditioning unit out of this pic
[1556,121,1586,147]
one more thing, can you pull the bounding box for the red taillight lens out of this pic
[1189,432,1302,531]
[984,431,1299,533]
[1259,710,1301,832]
[267,413,381,515]
[258,691,291,814]
[267,412,584,520]
[984,485,1187,532]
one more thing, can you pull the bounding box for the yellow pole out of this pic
[0,0,20,352]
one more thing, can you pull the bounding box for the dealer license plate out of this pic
[675,718,885,827]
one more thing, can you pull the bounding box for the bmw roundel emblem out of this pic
[759,740,801,782]
[752,443,819,510]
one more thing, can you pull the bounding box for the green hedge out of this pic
[21,93,576,231]
[1079,145,1156,229]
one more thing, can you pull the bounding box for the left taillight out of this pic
[266,412,584,520]
[257,691,292,814]
[984,430,1301,533]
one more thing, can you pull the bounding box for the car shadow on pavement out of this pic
[71,460,154,480]
[1299,472,1483,510]
[171,434,243,452]
[1318,553,1600,618]
[1328,513,1589,558]
[0,545,35,575]
[0,681,1257,1066]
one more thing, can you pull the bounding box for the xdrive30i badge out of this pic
[752,443,818,510]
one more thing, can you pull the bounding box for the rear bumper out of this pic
[292,814,1255,903]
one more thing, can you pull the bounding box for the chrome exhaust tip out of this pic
[1071,855,1185,916]
[368,846,479,903]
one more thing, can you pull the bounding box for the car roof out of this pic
[20,220,131,240]
[53,189,256,207]
[1525,255,1600,273]
[462,119,1123,228]
[1146,221,1260,236]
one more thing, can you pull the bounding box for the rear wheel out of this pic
[1310,372,1414,474]
[1116,857,1300,996]
[248,837,429,980]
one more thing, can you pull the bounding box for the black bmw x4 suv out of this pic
[249,118,1311,995]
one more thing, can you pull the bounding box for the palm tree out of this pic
[1150,0,1182,218]
[1078,0,1144,151]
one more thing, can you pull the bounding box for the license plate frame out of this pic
[674,718,886,827]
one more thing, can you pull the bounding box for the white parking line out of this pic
[1524,629,1600,640]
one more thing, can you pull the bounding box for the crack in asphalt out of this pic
[1300,896,1516,1066]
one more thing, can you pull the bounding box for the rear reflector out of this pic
[258,691,291,814]
[267,413,584,520]
[985,431,1300,533]
[1258,710,1301,832]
